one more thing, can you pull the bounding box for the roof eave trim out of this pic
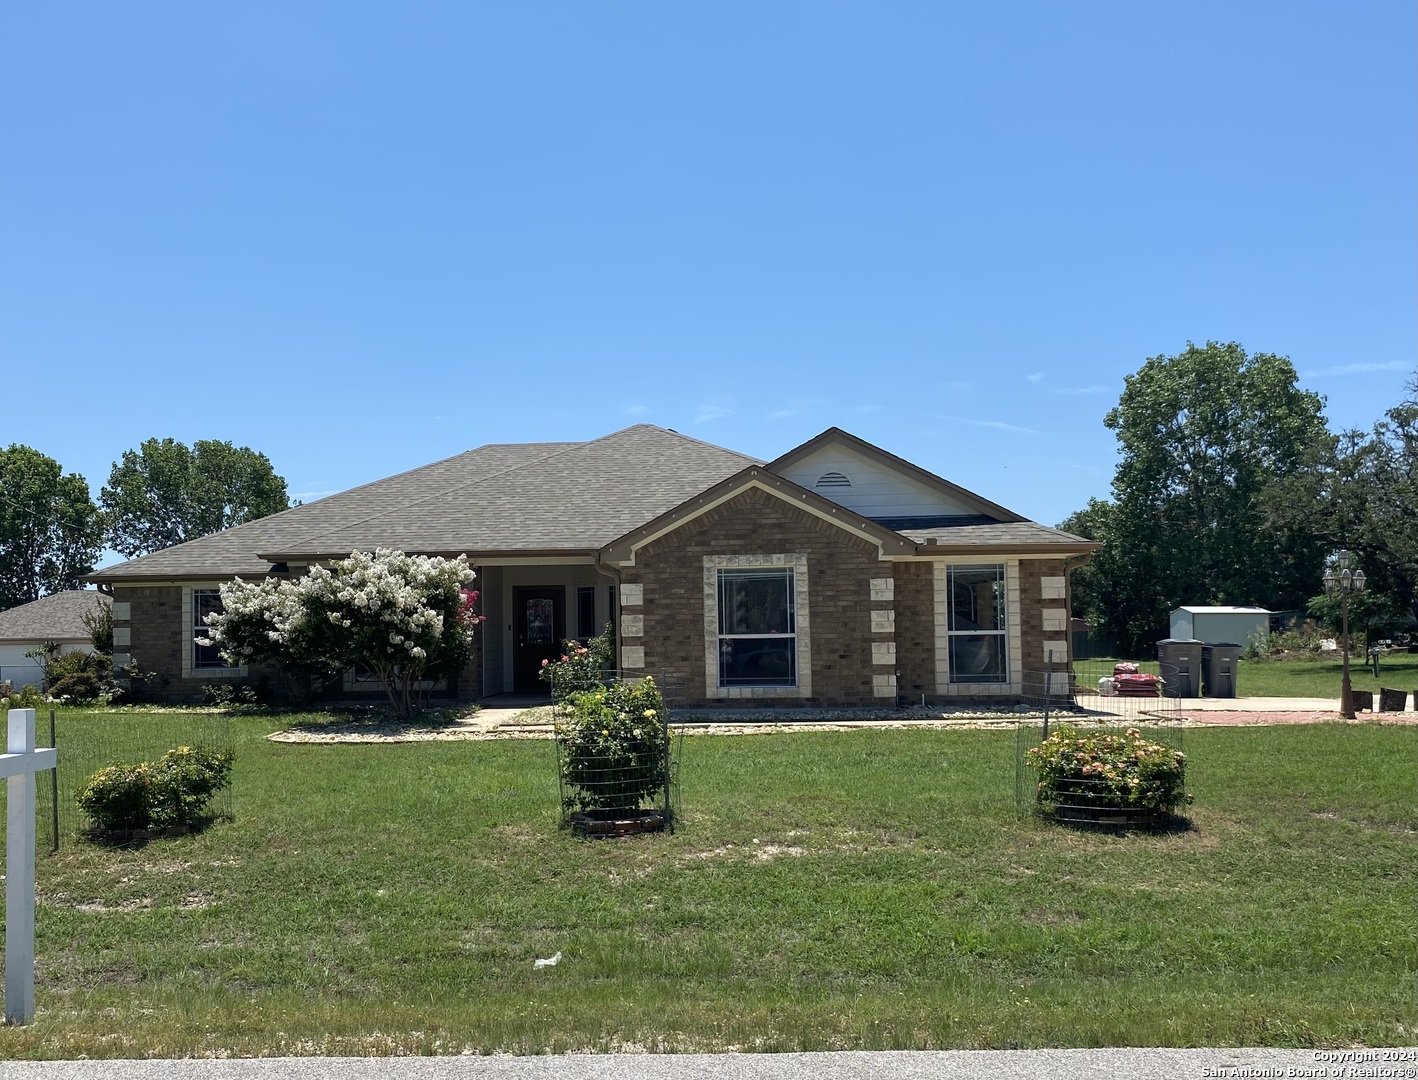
[903,541,1102,557]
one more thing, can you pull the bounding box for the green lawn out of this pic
[1,711,1414,1057]
[1080,652,1417,700]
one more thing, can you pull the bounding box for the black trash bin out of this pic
[1156,639,1202,698]
[1202,643,1241,698]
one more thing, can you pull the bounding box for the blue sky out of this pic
[3,2,1413,565]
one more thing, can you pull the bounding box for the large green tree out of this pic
[0,445,104,609]
[102,438,292,558]
[1265,382,1418,633]
[1066,342,1331,656]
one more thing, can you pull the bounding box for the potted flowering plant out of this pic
[1026,726,1188,825]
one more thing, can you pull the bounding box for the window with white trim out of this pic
[717,567,797,687]
[192,589,229,669]
[946,564,1008,683]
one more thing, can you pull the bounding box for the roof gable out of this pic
[599,465,916,565]
[765,428,1026,524]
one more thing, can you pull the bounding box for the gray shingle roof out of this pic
[0,590,109,643]
[90,427,760,582]
[899,521,1095,548]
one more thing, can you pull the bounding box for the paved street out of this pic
[6,1047,1414,1080]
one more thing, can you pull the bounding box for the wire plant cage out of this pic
[552,673,682,838]
[37,709,235,852]
[1016,655,1188,829]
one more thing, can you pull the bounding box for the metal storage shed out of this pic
[1169,606,1271,646]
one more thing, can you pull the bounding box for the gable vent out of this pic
[815,471,852,490]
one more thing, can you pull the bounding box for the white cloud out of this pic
[1025,371,1046,384]
[623,403,650,416]
[694,403,731,423]
[1303,360,1413,378]
[942,415,1037,435]
[766,409,796,420]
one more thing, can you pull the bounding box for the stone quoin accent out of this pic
[621,646,645,669]
[872,673,897,698]
[869,577,894,602]
[619,583,644,607]
[1041,608,1068,634]
[870,610,895,634]
[872,641,896,665]
[1040,575,1067,600]
[620,614,644,638]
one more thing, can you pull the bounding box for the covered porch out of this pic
[476,560,618,696]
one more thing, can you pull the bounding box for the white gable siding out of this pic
[775,444,974,519]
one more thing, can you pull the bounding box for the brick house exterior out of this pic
[88,425,1096,707]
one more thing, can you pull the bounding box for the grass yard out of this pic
[0,711,1413,1057]
[1079,652,1418,700]
[1235,652,1417,700]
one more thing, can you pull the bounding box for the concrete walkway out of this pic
[8,1048,1415,1080]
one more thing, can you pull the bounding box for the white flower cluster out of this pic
[205,549,476,674]
[205,576,307,661]
[300,548,475,665]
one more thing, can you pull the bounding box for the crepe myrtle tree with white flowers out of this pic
[205,549,482,720]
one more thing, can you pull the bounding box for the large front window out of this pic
[717,568,796,687]
[947,565,1008,683]
[192,589,228,669]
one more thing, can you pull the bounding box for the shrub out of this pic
[44,649,109,685]
[539,625,615,698]
[556,677,669,814]
[0,683,47,710]
[1027,726,1187,815]
[201,682,259,707]
[77,746,234,835]
[48,672,105,704]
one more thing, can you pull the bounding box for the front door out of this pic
[513,587,565,692]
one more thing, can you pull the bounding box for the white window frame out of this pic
[933,559,1020,695]
[182,586,245,680]
[703,554,812,699]
[944,564,1009,685]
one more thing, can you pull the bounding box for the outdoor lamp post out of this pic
[1323,552,1367,720]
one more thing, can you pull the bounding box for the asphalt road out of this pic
[5,1048,1416,1080]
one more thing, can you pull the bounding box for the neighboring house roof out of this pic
[89,427,759,582]
[0,590,109,643]
[1175,606,1272,615]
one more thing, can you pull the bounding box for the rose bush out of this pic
[1026,726,1187,815]
[556,677,669,815]
[538,625,614,699]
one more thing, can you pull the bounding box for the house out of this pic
[87,426,1098,707]
[1169,606,1272,647]
[0,590,110,688]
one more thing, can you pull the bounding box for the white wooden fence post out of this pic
[5,708,56,1025]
